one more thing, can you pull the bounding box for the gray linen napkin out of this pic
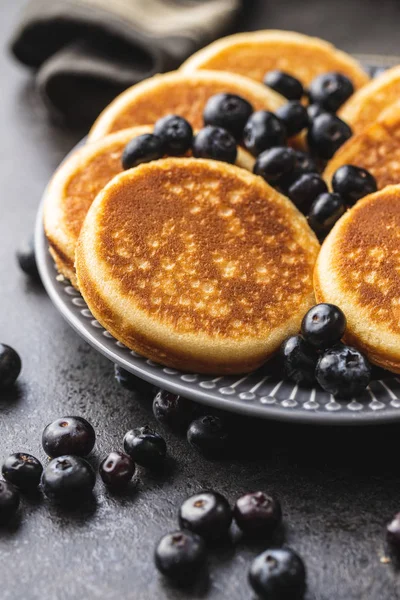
[11,0,241,125]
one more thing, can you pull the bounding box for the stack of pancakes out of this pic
[44,30,400,375]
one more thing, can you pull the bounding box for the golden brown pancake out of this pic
[339,65,400,134]
[324,101,400,190]
[76,158,319,374]
[315,185,400,373]
[44,126,255,287]
[88,70,284,142]
[181,30,369,89]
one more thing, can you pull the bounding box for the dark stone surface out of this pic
[2,1,400,599]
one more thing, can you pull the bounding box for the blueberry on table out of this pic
[123,425,166,468]
[16,237,40,280]
[287,173,328,213]
[387,513,400,548]
[253,146,296,186]
[332,164,377,206]
[153,115,193,156]
[2,453,43,491]
[276,101,308,137]
[114,365,151,393]
[308,72,354,112]
[155,530,206,584]
[243,111,287,156]
[192,125,237,164]
[307,113,352,159]
[41,455,96,502]
[234,491,282,537]
[99,452,135,488]
[308,192,346,237]
[42,416,96,458]
[301,304,347,350]
[316,344,371,398]
[152,389,195,431]
[280,335,318,386]
[178,491,232,542]
[0,344,21,388]
[263,70,304,101]
[249,547,306,600]
[187,415,229,458]
[203,93,253,141]
[0,480,20,523]
[121,133,165,169]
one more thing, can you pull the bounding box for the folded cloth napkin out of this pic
[10,0,241,125]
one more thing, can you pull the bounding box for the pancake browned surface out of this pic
[88,70,284,142]
[180,30,369,89]
[324,101,400,190]
[76,158,319,374]
[340,65,400,135]
[315,185,400,373]
[44,127,255,287]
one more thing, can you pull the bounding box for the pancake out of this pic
[44,127,255,287]
[324,101,400,190]
[88,70,284,142]
[315,185,400,373]
[339,65,400,134]
[180,30,369,90]
[76,158,319,374]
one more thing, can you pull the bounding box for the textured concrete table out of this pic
[2,1,400,599]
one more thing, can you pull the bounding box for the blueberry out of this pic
[42,416,96,458]
[16,237,40,280]
[243,111,286,156]
[153,115,193,156]
[0,344,21,388]
[332,164,377,206]
[307,103,327,122]
[234,491,282,537]
[192,125,237,163]
[178,491,232,541]
[187,415,229,458]
[280,335,318,385]
[307,113,352,159]
[152,389,195,431]
[263,70,304,101]
[287,173,328,213]
[316,344,371,398]
[275,101,308,137]
[387,513,400,548]
[301,304,346,349]
[281,151,319,192]
[41,455,96,502]
[2,453,43,491]
[123,425,166,468]
[253,147,296,186]
[249,547,306,600]
[308,192,346,237]
[121,133,164,169]
[203,93,253,141]
[99,451,135,487]
[114,365,150,393]
[0,480,20,522]
[308,72,354,112]
[155,530,206,583]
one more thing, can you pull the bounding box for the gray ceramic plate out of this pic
[35,56,400,424]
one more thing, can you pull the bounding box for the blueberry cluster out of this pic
[155,489,305,598]
[0,413,168,521]
[281,303,371,398]
[122,112,239,169]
